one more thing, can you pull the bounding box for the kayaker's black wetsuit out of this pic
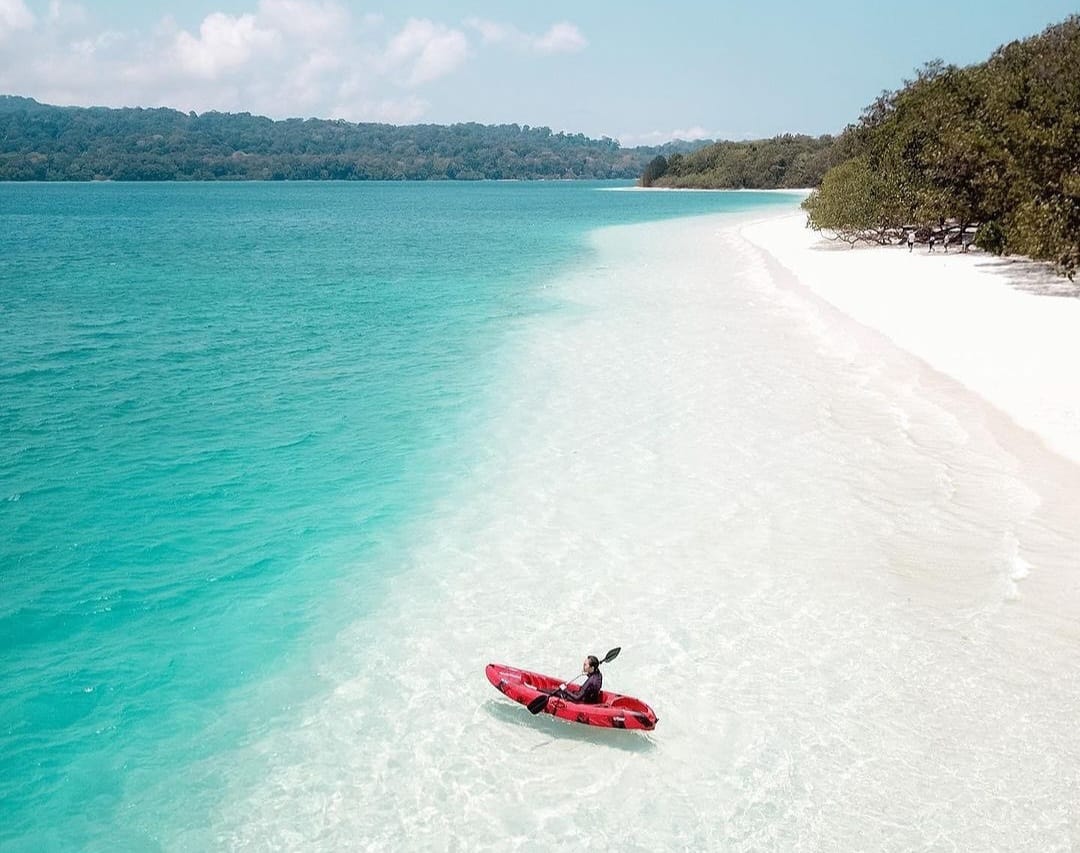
[556,670,603,704]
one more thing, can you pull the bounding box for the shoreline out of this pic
[604,186,814,194]
[741,212,1080,470]
[190,203,1080,850]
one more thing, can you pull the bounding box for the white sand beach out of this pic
[743,212,1080,469]
[189,204,1080,851]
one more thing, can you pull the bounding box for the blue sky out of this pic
[0,0,1075,144]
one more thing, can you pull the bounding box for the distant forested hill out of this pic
[639,134,840,190]
[802,15,1080,276]
[0,96,706,181]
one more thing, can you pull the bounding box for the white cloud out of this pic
[48,1,87,26]
[70,29,124,58]
[0,5,585,124]
[617,127,747,147]
[383,18,469,86]
[331,94,428,124]
[174,12,279,79]
[534,22,586,55]
[0,0,34,39]
[257,0,348,42]
[464,18,586,55]
[465,18,509,45]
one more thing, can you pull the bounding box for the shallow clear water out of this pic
[169,212,1078,852]
[0,182,802,851]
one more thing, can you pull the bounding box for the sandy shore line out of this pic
[198,207,1080,851]
[742,212,1080,468]
[604,186,814,194]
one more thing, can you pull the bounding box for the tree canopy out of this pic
[0,97,708,182]
[639,134,838,189]
[802,15,1080,277]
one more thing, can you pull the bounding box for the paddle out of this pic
[526,647,621,715]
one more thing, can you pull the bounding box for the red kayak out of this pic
[486,663,658,730]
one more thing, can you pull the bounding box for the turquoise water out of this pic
[0,182,797,850]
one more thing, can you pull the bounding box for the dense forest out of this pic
[0,96,706,181]
[802,15,1080,277]
[639,134,840,190]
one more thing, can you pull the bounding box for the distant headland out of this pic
[0,95,710,183]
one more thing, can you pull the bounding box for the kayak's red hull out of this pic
[486,663,658,731]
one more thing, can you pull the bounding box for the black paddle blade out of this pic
[602,647,620,664]
[526,693,550,715]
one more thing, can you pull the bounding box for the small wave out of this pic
[273,432,315,451]
[1009,556,1032,581]
[1001,531,1033,603]
[1003,531,1032,581]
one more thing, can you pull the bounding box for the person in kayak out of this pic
[552,655,603,704]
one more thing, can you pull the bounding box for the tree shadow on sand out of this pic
[975,256,1080,298]
[482,700,658,754]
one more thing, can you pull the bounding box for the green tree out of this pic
[640,155,668,186]
[804,15,1080,276]
[803,158,897,245]
[0,96,713,183]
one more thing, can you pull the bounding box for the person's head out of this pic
[582,654,600,674]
